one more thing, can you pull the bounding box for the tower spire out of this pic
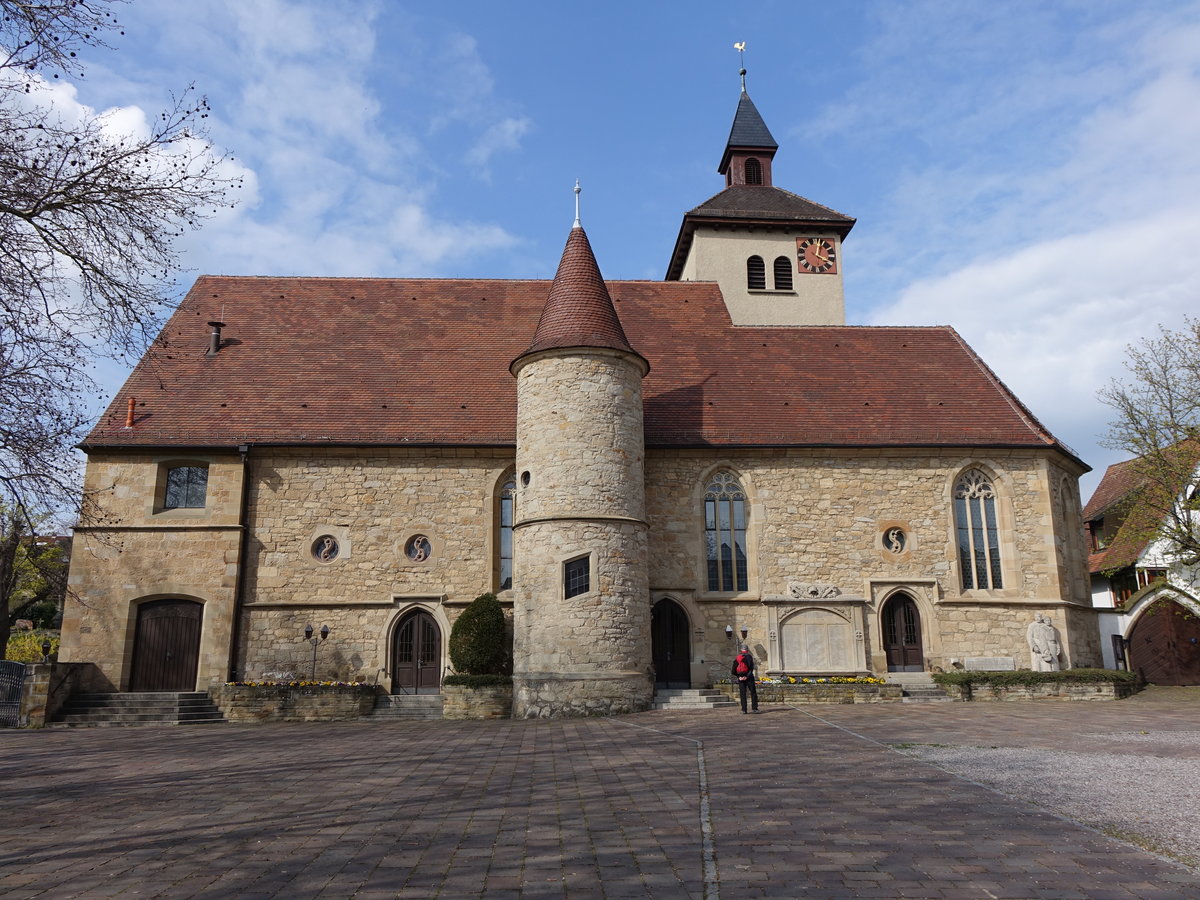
[734,41,747,92]
[573,179,581,229]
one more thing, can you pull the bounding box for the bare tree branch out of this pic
[0,0,241,519]
[1100,316,1200,566]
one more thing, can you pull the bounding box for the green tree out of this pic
[0,505,66,659]
[448,593,510,675]
[1099,316,1200,566]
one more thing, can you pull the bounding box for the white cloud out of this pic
[466,116,533,171]
[843,1,1200,492]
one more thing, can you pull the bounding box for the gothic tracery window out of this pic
[954,469,1003,590]
[705,471,748,592]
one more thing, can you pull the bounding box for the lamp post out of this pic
[40,638,51,664]
[303,624,329,680]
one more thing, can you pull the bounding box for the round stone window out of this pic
[883,526,907,554]
[405,535,432,562]
[312,535,340,562]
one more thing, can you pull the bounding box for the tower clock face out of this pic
[797,237,838,274]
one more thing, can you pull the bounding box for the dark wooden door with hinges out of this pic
[652,598,691,688]
[129,599,202,691]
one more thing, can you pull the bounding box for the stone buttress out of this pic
[509,223,652,717]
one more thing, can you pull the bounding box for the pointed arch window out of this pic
[497,475,516,591]
[746,256,766,290]
[954,469,1003,590]
[744,157,763,185]
[705,471,748,592]
[773,256,793,291]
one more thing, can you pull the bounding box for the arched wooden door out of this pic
[129,599,203,691]
[652,598,691,688]
[1129,600,1200,685]
[392,610,442,694]
[881,593,924,672]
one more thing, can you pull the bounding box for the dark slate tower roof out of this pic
[513,225,647,372]
[719,90,778,174]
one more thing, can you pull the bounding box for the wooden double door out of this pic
[882,594,924,672]
[392,610,442,693]
[1129,600,1200,685]
[130,599,202,691]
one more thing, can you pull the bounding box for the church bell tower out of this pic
[666,73,856,326]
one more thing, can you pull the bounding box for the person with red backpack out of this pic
[731,645,759,714]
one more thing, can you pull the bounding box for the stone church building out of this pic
[60,82,1100,716]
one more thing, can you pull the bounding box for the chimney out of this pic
[207,321,226,356]
[124,397,136,429]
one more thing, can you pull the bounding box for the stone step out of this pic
[50,692,227,728]
[367,693,443,720]
[652,688,740,710]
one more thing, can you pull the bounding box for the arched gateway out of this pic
[881,593,924,672]
[651,598,691,688]
[129,599,202,691]
[1128,599,1200,685]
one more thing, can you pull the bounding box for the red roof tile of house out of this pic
[83,274,1078,459]
[515,226,643,365]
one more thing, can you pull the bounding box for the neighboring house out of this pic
[58,77,1099,717]
[1084,453,1200,685]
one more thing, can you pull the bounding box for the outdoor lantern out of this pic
[740,626,749,640]
[725,625,734,640]
[40,639,51,663]
[320,625,329,641]
[304,624,313,641]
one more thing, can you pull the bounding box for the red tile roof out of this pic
[515,226,643,365]
[84,274,1078,459]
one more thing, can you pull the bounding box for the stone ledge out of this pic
[211,684,377,722]
[443,683,513,719]
[715,683,904,704]
[939,681,1139,701]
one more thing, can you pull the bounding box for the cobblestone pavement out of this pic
[0,692,1197,899]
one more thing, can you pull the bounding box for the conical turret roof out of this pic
[719,91,777,173]
[513,225,646,370]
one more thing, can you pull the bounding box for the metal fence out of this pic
[0,660,27,727]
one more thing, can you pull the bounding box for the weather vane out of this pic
[573,179,581,228]
[734,41,747,91]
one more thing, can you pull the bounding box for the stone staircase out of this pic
[366,693,444,720]
[887,672,955,703]
[50,692,227,727]
[651,688,740,711]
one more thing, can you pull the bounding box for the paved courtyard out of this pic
[1,690,1198,899]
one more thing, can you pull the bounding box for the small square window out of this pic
[164,465,208,509]
[564,557,590,599]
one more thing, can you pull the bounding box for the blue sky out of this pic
[52,0,1200,496]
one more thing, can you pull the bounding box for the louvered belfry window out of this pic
[745,157,763,185]
[746,256,766,290]
[773,256,793,291]
[954,469,1003,590]
[705,472,748,592]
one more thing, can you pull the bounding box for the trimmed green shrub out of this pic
[933,667,1138,687]
[443,673,513,687]
[448,592,510,675]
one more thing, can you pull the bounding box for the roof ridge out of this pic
[943,326,1082,464]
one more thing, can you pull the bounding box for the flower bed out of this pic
[212,682,377,722]
[715,676,902,704]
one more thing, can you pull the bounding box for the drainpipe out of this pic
[227,443,252,682]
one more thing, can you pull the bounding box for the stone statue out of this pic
[1027,614,1062,671]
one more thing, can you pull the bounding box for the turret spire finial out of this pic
[734,41,747,92]
[573,179,582,229]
